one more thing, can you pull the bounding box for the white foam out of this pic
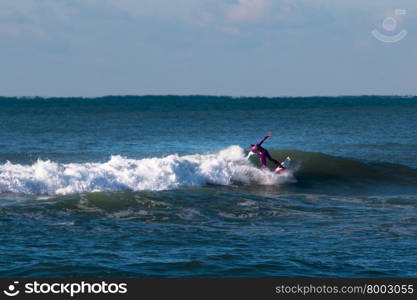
[0,146,295,195]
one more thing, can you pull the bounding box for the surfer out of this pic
[249,132,285,170]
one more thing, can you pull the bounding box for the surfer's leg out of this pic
[265,151,283,168]
[259,153,267,168]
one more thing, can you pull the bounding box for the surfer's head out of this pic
[250,144,257,152]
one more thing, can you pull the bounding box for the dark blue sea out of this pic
[1,95,417,277]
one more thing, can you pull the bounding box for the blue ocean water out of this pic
[1,95,417,277]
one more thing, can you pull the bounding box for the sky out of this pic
[0,0,416,97]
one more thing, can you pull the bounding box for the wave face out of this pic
[2,145,417,196]
[0,146,294,195]
[267,149,417,183]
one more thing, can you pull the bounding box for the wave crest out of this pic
[0,146,294,195]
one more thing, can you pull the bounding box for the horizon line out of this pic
[0,94,416,100]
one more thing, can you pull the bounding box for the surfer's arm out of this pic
[256,136,269,147]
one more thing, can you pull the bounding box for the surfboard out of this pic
[274,157,291,174]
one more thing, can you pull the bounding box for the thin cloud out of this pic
[227,0,272,23]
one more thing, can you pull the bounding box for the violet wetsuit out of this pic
[250,136,282,168]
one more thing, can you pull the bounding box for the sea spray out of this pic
[0,146,294,195]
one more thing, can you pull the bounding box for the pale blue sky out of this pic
[0,0,416,97]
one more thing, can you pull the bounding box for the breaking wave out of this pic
[0,146,294,195]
